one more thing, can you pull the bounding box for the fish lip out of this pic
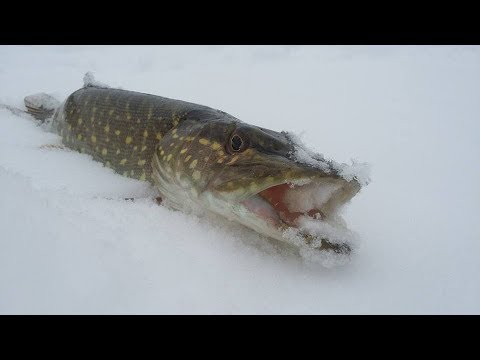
[238,177,361,254]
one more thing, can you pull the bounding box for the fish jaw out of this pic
[209,175,361,255]
[152,146,361,255]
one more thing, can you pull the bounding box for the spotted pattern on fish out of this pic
[51,86,238,183]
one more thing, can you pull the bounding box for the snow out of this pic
[337,160,371,187]
[1,45,479,314]
[286,131,331,172]
[283,180,342,213]
[83,71,111,89]
[287,131,371,186]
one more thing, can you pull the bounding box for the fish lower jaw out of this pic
[238,195,350,254]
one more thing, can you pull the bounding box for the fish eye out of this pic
[230,134,245,152]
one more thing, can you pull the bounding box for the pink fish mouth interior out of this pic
[239,179,360,252]
[240,181,344,227]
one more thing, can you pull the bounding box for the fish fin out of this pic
[83,72,111,89]
[24,93,60,122]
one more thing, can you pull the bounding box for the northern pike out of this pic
[22,74,369,260]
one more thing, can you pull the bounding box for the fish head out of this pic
[152,117,368,256]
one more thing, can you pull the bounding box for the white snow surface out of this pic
[1,45,479,314]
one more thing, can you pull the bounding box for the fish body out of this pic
[26,78,367,257]
[50,85,232,183]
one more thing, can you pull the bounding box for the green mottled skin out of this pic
[52,86,241,182]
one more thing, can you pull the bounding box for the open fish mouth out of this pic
[239,176,361,255]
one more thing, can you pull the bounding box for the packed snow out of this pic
[0,45,479,314]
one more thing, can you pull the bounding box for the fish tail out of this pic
[24,93,61,122]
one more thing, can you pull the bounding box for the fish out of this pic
[23,74,369,259]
